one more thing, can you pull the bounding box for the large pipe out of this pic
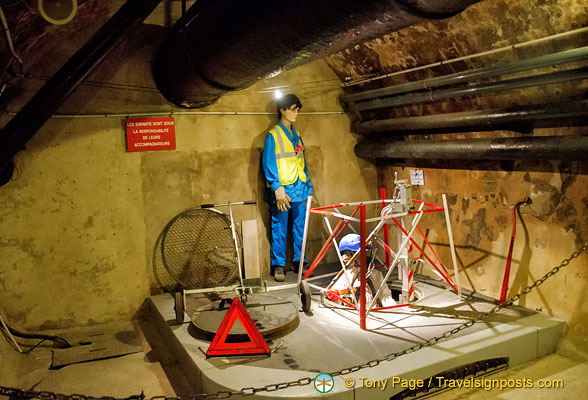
[154,0,479,109]
[355,135,588,161]
[0,0,162,183]
[345,66,588,112]
[358,100,588,135]
[340,45,588,104]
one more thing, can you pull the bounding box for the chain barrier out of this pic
[2,242,586,400]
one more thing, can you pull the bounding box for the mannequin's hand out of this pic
[275,186,291,212]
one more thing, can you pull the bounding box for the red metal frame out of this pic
[303,192,460,328]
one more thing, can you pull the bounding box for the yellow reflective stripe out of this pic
[273,127,286,154]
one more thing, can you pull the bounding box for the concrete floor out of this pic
[1,308,587,400]
[1,270,587,399]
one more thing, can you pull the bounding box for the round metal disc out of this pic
[191,293,299,340]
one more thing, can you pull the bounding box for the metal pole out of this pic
[227,201,244,288]
[442,194,461,300]
[297,195,313,288]
[341,46,588,103]
[346,66,588,112]
[358,100,588,135]
[355,134,588,161]
[359,204,367,330]
[380,188,391,269]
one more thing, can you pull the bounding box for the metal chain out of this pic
[2,242,586,400]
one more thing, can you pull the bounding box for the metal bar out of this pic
[306,271,338,282]
[341,46,588,103]
[346,66,588,112]
[184,284,239,295]
[266,283,298,291]
[359,204,367,330]
[297,195,313,287]
[312,199,398,210]
[381,188,391,269]
[227,201,244,288]
[443,194,462,300]
[357,100,588,135]
[365,211,408,223]
[355,134,588,161]
[200,200,256,208]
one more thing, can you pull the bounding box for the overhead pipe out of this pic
[345,65,588,112]
[341,46,588,104]
[355,135,588,161]
[0,0,162,184]
[358,100,588,135]
[154,0,480,109]
[343,26,588,88]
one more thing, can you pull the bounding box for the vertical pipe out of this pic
[360,204,367,330]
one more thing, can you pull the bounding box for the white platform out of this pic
[148,275,565,399]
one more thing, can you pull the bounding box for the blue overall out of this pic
[262,121,313,271]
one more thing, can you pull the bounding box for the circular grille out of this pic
[161,208,241,289]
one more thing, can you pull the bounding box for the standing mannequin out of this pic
[262,94,313,281]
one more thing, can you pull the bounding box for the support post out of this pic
[442,194,462,300]
[360,204,367,330]
[297,196,313,288]
[380,188,391,268]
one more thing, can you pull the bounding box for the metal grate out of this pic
[161,208,240,289]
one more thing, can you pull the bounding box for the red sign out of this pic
[206,297,271,358]
[126,117,176,152]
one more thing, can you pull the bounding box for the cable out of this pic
[498,197,532,304]
[5,323,71,349]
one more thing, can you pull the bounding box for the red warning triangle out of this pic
[206,297,271,357]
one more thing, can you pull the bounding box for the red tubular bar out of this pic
[392,218,458,292]
[309,210,334,216]
[408,209,445,215]
[311,203,350,211]
[360,204,367,330]
[417,225,451,278]
[412,199,445,210]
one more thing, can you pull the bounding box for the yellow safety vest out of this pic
[269,124,308,186]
